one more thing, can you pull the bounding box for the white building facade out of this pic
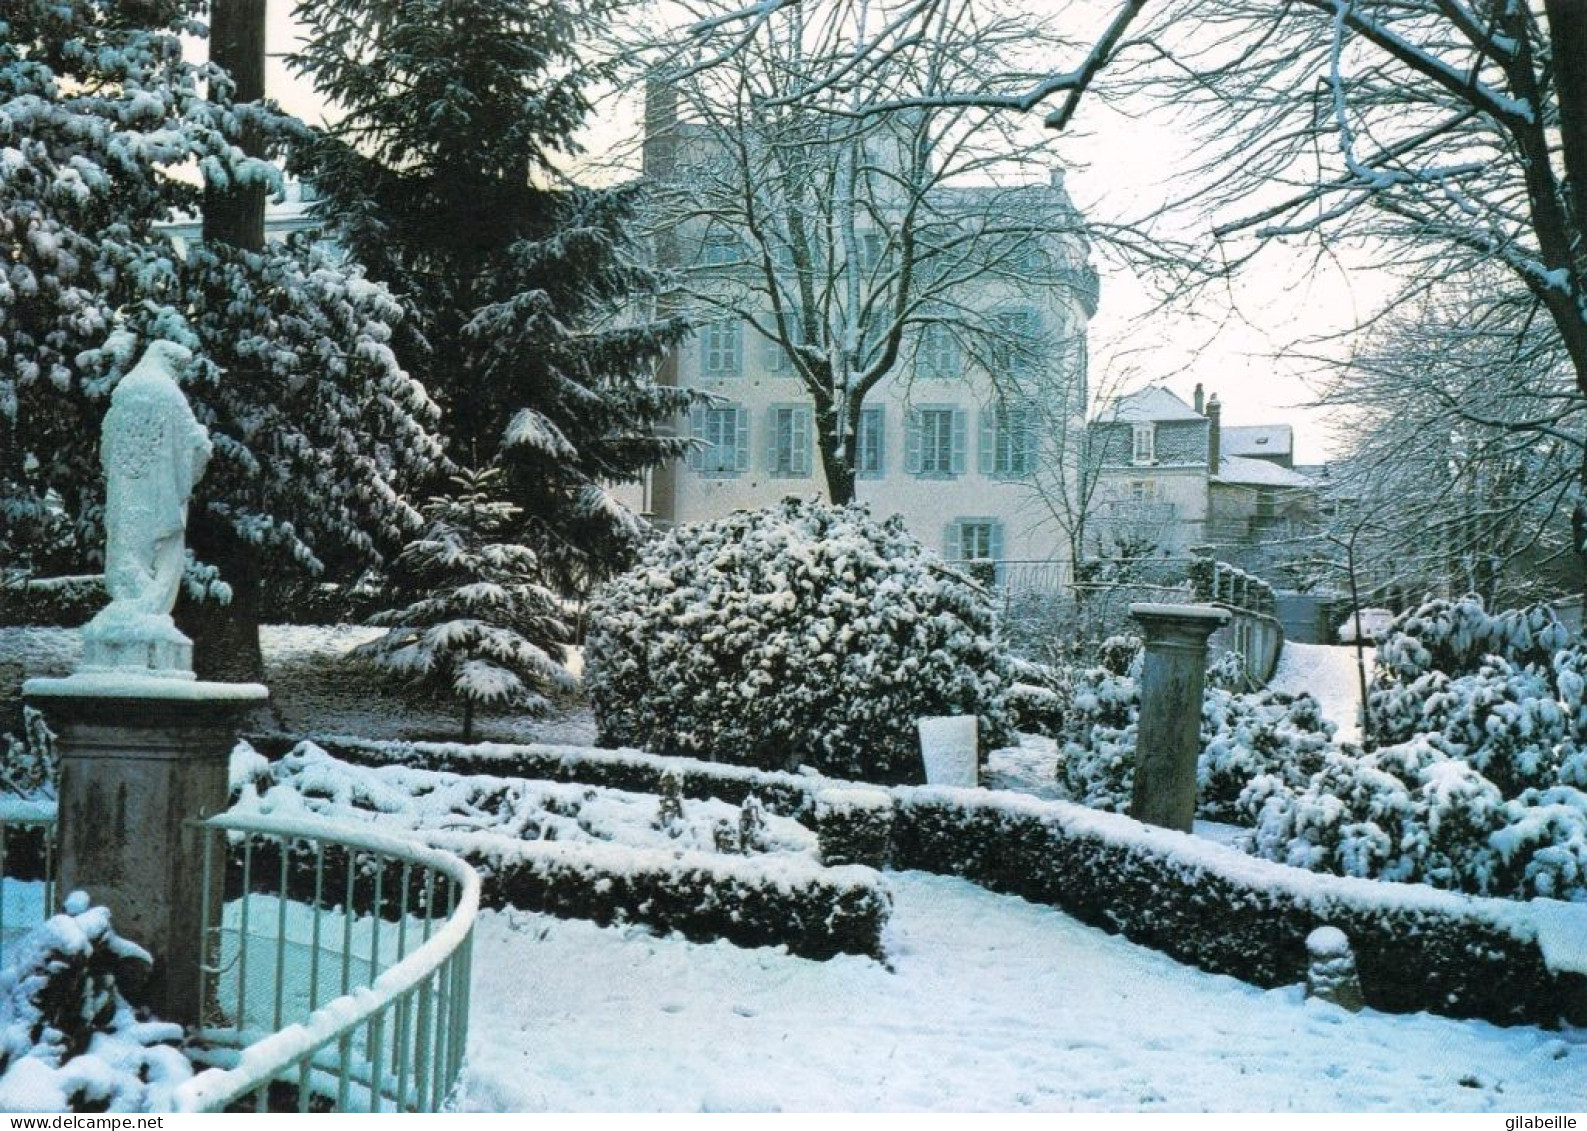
[624,91,1100,572]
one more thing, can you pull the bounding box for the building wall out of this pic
[634,307,1086,563]
[1091,466,1210,554]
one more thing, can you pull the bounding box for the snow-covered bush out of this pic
[585,499,1014,783]
[1054,641,1334,820]
[355,468,574,741]
[1,707,56,799]
[1246,596,1587,901]
[0,893,192,1112]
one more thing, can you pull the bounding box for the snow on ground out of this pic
[0,625,597,745]
[461,870,1584,1113]
[1269,641,1373,745]
[984,734,1062,799]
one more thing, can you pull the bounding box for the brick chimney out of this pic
[1206,394,1221,475]
[1193,382,1204,414]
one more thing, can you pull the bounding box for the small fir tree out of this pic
[355,469,572,741]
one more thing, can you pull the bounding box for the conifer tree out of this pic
[354,468,572,741]
[0,0,444,680]
[289,0,696,595]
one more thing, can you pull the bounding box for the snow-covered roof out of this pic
[1212,456,1316,488]
[1098,386,1205,423]
[1222,425,1293,458]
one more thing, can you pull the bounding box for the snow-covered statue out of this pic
[79,341,211,678]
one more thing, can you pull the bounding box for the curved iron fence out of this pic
[0,807,478,1113]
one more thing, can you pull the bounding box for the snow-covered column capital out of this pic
[1128,603,1230,832]
[80,340,212,678]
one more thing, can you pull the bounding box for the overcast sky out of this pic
[244,1,1382,464]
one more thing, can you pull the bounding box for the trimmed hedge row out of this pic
[246,733,823,820]
[234,830,889,961]
[243,734,1582,1021]
[0,576,104,627]
[889,787,1576,1026]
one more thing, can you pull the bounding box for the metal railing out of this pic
[0,807,478,1113]
[175,813,479,1113]
[0,802,57,967]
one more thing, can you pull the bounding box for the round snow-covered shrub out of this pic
[584,499,1013,783]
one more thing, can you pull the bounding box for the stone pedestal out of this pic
[24,674,268,1025]
[1127,603,1230,832]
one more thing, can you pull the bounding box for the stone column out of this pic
[25,676,268,1025]
[1128,603,1229,832]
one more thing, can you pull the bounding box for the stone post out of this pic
[25,676,268,1025]
[1128,603,1230,832]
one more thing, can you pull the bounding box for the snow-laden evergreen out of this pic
[0,0,444,673]
[288,0,695,593]
[354,469,573,741]
[585,498,1013,783]
[1247,596,1587,901]
[0,893,192,1113]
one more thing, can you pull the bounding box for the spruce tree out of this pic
[288,0,696,597]
[354,468,572,741]
[0,0,445,679]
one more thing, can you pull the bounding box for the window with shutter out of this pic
[984,405,1037,478]
[856,406,885,478]
[992,309,1040,377]
[701,319,742,378]
[918,322,960,379]
[1132,423,1155,465]
[949,518,1005,572]
[694,404,748,477]
[912,406,959,477]
[768,405,812,478]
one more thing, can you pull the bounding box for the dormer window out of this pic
[1132,423,1155,464]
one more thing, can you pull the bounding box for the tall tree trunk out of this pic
[186,0,270,683]
[202,0,267,251]
[818,418,856,504]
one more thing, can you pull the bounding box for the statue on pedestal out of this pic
[79,341,212,678]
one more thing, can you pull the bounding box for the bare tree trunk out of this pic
[202,0,267,251]
[186,0,270,684]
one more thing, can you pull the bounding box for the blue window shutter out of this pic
[1022,409,1040,472]
[944,521,962,562]
[905,409,923,474]
[734,407,750,473]
[730,322,743,376]
[795,408,812,476]
[951,409,967,475]
[688,404,706,471]
[866,405,884,476]
[764,406,779,474]
[990,521,1005,561]
[979,407,995,475]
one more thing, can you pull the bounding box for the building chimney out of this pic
[1049,166,1066,190]
[1206,394,1221,476]
[643,76,679,179]
[1193,382,1204,414]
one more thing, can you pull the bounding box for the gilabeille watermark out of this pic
[1506,1118,1579,1131]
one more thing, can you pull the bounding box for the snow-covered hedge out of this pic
[244,733,824,820]
[0,577,103,628]
[584,499,1014,783]
[233,743,889,959]
[1248,596,1587,901]
[1055,639,1334,820]
[888,787,1574,1025]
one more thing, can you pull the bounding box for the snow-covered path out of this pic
[1270,641,1373,744]
[459,871,1582,1112]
